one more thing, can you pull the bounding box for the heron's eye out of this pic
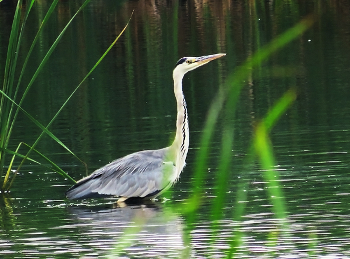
[186,59,194,64]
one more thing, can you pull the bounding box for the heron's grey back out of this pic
[66,147,175,200]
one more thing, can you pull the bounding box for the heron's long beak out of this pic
[195,53,226,65]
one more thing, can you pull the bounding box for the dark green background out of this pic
[1,0,350,257]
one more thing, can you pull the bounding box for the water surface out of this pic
[1,0,350,258]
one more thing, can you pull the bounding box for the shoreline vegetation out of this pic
[1,0,133,191]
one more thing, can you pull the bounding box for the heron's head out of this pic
[173,53,226,79]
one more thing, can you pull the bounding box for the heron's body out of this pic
[66,53,225,201]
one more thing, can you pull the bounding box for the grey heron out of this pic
[66,53,226,202]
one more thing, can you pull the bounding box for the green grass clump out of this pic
[0,0,132,191]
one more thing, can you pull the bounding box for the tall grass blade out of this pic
[226,181,248,258]
[2,0,35,111]
[0,0,22,174]
[0,88,79,189]
[1,142,73,191]
[15,0,91,110]
[0,88,76,155]
[0,0,36,176]
[225,89,296,257]
[209,125,234,254]
[211,127,234,221]
[188,17,313,224]
[254,89,296,221]
[2,143,22,190]
[17,11,134,175]
[12,0,92,170]
[209,109,236,250]
[0,0,92,183]
[261,88,297,131]
[255,123,287,216]
[1,0,24,95]
[6,0,59,146]
[4,0,35,128]
[8,142,76,190]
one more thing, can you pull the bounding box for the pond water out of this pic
[1,0,350,258]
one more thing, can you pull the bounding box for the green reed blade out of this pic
[1,0,24,94]
[226,181,248,258]
[0,0,35,176]
[0,89,77,156]
[189,17,313,224]
[19,142,76,183]
[19,11,134,173]
[15,0,90,110]
[211,127,234,220]
[6,0,59,146]
[254,89,296,219]
[2,142,76,191]
[225,89,297,258]
[4,0,35,101]
[0,88,83,181]
[1,0,21,169]
[262,88,297,131]
[208,126,234,253]
[2,143,52,190]
[2,146,43,168]
[255,123,287,217]
[11,0,93,175]
[2,0,34,124]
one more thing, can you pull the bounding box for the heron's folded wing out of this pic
[66,148,175,199]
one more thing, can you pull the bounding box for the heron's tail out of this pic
[66,174,110,199]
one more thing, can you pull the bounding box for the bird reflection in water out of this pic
[67,202,188,258]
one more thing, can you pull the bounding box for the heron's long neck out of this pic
[170,73,189,176]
